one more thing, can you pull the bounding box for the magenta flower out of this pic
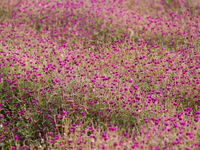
[22,145,26,149]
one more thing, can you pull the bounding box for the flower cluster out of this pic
[0,0,199,149]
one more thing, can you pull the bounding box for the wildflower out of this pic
[22,145,26,149]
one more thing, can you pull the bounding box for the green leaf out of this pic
[195,105,198,112]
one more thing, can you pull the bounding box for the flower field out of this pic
[0,0,200,149]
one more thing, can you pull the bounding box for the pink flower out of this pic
[165,122,169,126]
[14,135,19,139]
[22,145,26,149]
[47,132,52,136]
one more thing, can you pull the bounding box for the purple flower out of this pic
[49,132,53,136]
[68,139,73,143]
[22,145,26,149]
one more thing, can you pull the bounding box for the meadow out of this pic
[0,0,199,149]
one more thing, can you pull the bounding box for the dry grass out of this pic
[0,0,199,149]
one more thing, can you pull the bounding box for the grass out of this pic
[0,0,200,149]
